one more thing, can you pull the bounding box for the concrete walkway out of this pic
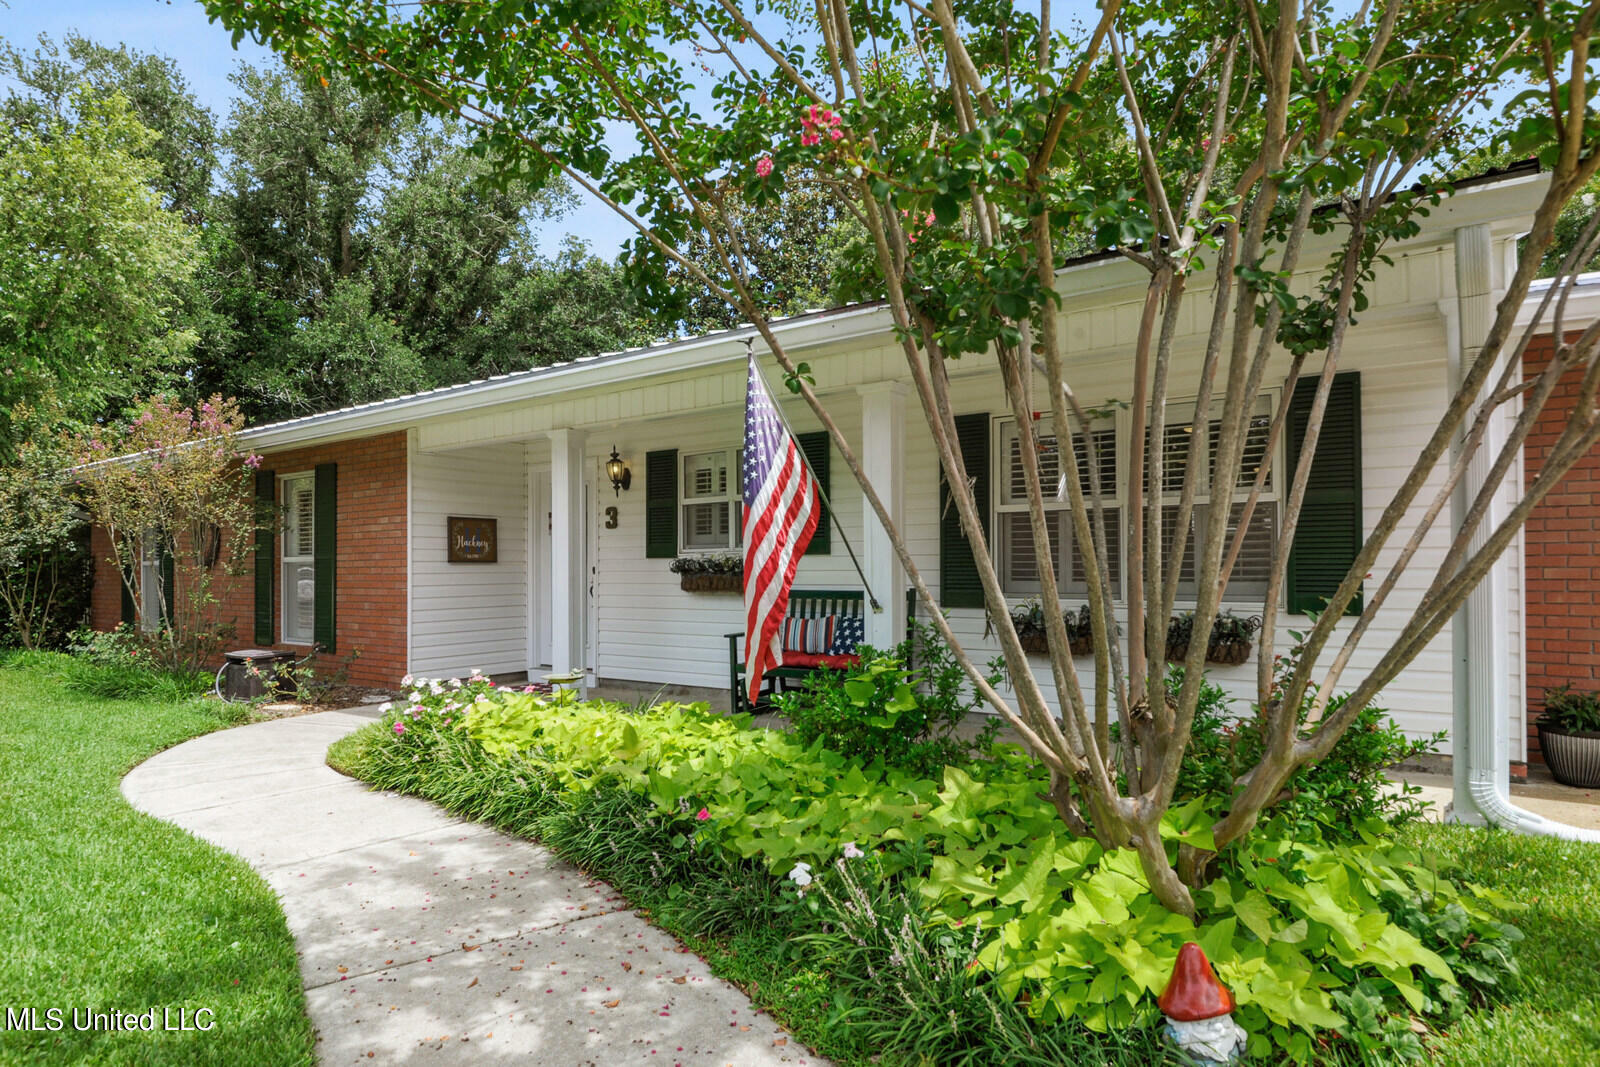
[122,710,821,1066]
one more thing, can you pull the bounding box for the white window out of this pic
[680,449,742,552]
[1155,396,1279,600]
[996,418,1121,597]
[138,532,162,632]
[281,473,316,644]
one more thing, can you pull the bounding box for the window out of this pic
[680,449,742,551]
[1154,396,1279,599]
[281,473,316,644]
[138,532,163,632]
[996,418,1120,597]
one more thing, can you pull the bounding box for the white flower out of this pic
[378,702,393,713]
[401,673,414,686]
[841,841,864,860]
[448,678,463,689]
[787,861,813,887]
[430,681,445,694]
[468,667,483,677]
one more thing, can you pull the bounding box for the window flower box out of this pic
[670,554,742,593]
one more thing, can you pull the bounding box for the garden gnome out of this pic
[1158,942,1247,1064]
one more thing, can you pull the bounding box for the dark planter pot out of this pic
[1537,722,1600,788]
[1206,639,1254,666]
[1165,638,1191,663]
[680,572,742,593]
[1017,632,1094,656]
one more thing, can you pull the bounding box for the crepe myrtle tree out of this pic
[72,395,264,675]
[204,0,1600,918]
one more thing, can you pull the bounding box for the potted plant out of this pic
[1538,685,1600,788]
[669,553,743,592]
[1166,613,1195,662]
[1205,613,1262,666]
[1007,601,1096,656]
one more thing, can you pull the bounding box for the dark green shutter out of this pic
[798,430,831,555]
[158,541,175,628]
[313,463,337,652]
[939,413,991,608]
[1286,372,1363,615]
[254,469,275,645]
[120,558,135,628]
[645,449,678,558]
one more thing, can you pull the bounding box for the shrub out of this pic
[1541,684,1600,732]
[1159,666,1443,837]
[64,625,210,701]
[773,622,1000,777]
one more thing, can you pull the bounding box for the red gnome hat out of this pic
[1158,942,1235,1022]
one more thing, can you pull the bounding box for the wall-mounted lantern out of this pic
[606,446,632,496]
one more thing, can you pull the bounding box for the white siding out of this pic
[410,443,529,677]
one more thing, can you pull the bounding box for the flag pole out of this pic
[745,338,882,613]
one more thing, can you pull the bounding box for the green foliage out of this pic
[0,401,90,650]
[667,553,742,576]
[1164,667,1443,837]
[356,679,1520,1061]
[774,624,1000,777]
[0,88,198,440]
[1540,684,1600,733]
[64,626,211,701]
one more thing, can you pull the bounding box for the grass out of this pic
[0,651,315,1066]
[1400,823,1600,1066]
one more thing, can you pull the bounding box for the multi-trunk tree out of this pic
[204,0,1600,917]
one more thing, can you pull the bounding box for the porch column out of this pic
[858,382,907,649]
[548,428,587,683]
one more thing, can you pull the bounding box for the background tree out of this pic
[0,88,199,448]
[0,401,89,650]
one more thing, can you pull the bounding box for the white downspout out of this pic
[1450,223,1600,841]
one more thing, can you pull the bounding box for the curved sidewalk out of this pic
[123,709,819,1066]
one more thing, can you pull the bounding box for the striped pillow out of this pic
[780,614,836,654]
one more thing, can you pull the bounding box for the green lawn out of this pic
[1401,823,1600,1066]
[0,652,314,1066]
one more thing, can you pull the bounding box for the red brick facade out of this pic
[90,431,408,688]
[1523,334,1600,763]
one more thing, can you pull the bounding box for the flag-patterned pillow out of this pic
[828,615,865,656]
[781,614,835,654]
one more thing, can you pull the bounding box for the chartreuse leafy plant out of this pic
[348,680,1522,1062]
[209,0,1600,918]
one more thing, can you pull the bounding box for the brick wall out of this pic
[1523,334,1600,763]
[89,431,409,688]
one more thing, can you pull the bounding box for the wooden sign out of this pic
[447,516,498,563]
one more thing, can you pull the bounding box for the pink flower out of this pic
[695,808,710,821]
[800,131,821,147]
[244,454,263,469]
[392,722,406,735]
[828,128,843,142]
[756,155,774,178]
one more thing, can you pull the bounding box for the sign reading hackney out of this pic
[447,516,498,563]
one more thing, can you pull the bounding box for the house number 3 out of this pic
[604,506,619,530]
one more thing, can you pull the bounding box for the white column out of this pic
[859,382,907,648]
[548,429,587,685]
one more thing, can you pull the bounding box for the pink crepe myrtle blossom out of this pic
[756,155,774,177]
[800,131,821,147]
[244,454,263,469]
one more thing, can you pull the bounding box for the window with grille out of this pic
[680,449,742,552]
[995,418,1120,597]
[281,473,316,644]
[1153,397,1279,600]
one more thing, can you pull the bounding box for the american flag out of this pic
[742,351,820,703]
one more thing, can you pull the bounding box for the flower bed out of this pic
[347,675,1524,1064]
